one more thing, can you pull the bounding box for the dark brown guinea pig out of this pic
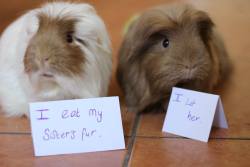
[117,4,232,112]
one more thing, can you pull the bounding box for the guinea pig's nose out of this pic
[42,57,50,66]
[184,65,192,69]
[184,64,197,70]
[44,57,49,62]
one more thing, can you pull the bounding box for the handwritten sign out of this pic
[162,87,228,142]
[29,97,125,156]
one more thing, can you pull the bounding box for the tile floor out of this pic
[0,0,250,166]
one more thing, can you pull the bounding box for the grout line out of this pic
[122,113,141,167]
[0,132,31,135]
[135,135,250,140]
[135,136,184,139]
[210,137,250,140]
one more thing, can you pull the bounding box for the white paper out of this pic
[29,96,125,156]
[212,99,228,128]
[162,87,228,142]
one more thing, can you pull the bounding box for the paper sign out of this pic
[29,96,125,156]
[162,87,228,142]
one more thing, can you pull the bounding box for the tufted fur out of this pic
[0,2,112,116]
[117,4,232,112]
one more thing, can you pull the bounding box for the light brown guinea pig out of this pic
[117,4,232,113]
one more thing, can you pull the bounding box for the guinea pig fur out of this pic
[117,4,232,113]
[0,2,112,116]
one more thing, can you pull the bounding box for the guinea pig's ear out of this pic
[192,10,214,43]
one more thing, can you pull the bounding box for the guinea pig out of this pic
[0,2,112,117]
[117,4,232,113]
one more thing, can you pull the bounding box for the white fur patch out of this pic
[0,2,112,116]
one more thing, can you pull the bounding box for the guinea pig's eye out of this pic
[162,38,169,48]
[66,33,73,43]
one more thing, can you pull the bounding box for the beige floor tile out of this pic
[130,138,250,167]
[0,135,127,167]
